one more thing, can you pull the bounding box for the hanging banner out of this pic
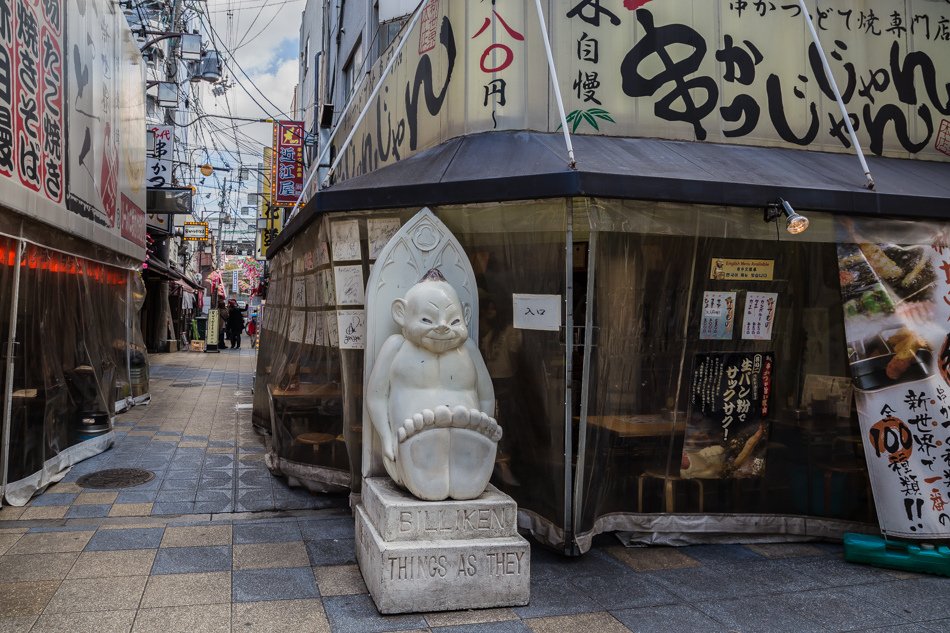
[271,121,304,207]
[681,352,774,479]
[837,238,950,539]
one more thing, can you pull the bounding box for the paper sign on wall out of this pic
[512,294,561,332]
[742,292,777,341]
[367,218,401,260]
[334,265,365,306]
[331,220,361,261]
[700,291,736,340]
[337,310,366,349]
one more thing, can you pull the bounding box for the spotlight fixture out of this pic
[765,198,809,235]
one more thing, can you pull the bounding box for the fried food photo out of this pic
[885,328,929,380]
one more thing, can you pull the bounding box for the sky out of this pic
[188,0,308,220]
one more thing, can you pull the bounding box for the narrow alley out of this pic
[0,352,946,632]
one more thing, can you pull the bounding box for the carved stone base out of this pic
[355,477,531,614]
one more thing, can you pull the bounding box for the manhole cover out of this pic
[76,469,155,489]
[171,382,203,388]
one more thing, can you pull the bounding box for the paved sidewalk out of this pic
[0,350,948,632]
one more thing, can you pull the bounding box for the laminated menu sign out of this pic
[700,291,736,340]
[741,292,777,341]
[837,239,950,539]
[681,352,773,480]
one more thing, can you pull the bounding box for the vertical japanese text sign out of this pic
[270,121,304,207]
[146,125,174,188]
[1,0,64,202]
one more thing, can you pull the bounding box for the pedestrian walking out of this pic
[227,298,246,349]
[217,300,229,350]
[246,315,258,348]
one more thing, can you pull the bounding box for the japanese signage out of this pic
[271,121,304,207]
[256,147,282,260]
[700,291,736,340]
[512,294,562,332]
[837,235,950,539]
[146,125,174,188]
[330,0,949,187]
[183,221,209,242]
[741,292,777,341]
[682,352,774,479]
[711,258,775,281]
[0,0,145,258]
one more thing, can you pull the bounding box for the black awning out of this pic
[270,131,950,257]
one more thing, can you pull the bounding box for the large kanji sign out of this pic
[270,121,304,207]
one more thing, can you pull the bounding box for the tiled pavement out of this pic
[0,351,948,632]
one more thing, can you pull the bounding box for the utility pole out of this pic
[216,176,228,268]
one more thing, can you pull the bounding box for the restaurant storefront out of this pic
[0,0,150,506]
[254,1,950,553]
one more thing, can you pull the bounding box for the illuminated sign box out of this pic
[183,222,209,242]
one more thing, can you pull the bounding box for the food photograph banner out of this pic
[837,232,950,539]
[682,352,774,480]
[271,121,304,207]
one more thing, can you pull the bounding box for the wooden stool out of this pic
[295,432,337,460]
[638,471,706,513]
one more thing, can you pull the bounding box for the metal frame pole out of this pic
[287,1,428,222]
[1,239,25,500]
[797,0,874,190]
[533,0,576,168]
[321,0,429,188]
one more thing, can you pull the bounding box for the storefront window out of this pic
[573,199,869,548]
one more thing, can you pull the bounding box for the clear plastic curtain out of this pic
[572,199,872,551]
[252,202,572,547]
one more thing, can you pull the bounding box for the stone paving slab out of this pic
[0,350,946,632]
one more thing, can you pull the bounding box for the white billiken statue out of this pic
[355,208,529,614]
[367,268,502,501]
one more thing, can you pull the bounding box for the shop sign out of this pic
[257,147,281,260]
[836,239,950,539]
[710,258,774,281]
[146,125,174,188]
[183,222,209,242]
[682,352,774,479]
[231,269,239,294]
[271,121,304,207]
[331,0,949,185]
[65,0,146,245]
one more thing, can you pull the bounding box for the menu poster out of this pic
[742,292,777,341]
[836,240,950,539]
[700,291,736,340]
[681,352,774,480]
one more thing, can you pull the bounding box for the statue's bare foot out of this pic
[397,406,501,443]
[394,405,502,501]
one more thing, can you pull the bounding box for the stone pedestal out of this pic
[355,477,530,614]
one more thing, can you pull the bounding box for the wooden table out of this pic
[582,414,686,438]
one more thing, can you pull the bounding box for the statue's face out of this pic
[396,282,468,353]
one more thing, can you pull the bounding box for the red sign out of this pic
[120,194,146,248]
[7,0,64,203]
[271,121,305,207]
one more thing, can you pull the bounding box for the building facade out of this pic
[256,0,950,553]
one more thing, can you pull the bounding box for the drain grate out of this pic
[76,468,155,489]
[170,382,204,388]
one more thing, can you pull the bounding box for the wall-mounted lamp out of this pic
[765,198,809,235]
